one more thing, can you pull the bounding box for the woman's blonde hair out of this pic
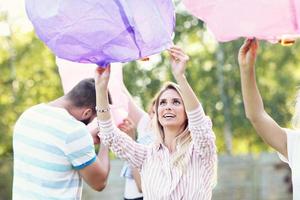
[153,82,192,171]
[147,98,156,116]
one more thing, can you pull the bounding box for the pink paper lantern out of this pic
[183,0,300,43]
[56,58,129,126]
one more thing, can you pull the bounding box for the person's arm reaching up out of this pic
[238,39,287,157]
[95,66,148,169]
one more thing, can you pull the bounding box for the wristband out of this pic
[95,106,110,113]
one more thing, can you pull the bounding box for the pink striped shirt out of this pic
[98,106,217,200]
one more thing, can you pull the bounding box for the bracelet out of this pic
[95,106,110,113]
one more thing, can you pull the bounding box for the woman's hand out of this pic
[168,46,189,78]
[238,39,259,70]
[95,65,111,121]
[95,65,111,90]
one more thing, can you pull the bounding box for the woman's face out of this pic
[157,89,187,129]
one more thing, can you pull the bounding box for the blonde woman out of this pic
[238,39,299,199]
[95,46,217,199]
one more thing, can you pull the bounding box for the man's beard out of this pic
[81,117,92,125]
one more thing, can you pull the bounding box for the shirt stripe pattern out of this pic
[120,113,155,179]
[99,106,217,200]
[13,104,96,200]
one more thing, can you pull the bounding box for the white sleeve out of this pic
[137,114,151,136]
[136,113,154,141]
[277,128,300,167]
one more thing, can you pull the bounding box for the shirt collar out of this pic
[154,127,190,152]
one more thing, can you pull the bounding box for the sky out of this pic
[0,0,32,36]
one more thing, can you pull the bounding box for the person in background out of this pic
[238,38,300,199]
[119,97,156,200]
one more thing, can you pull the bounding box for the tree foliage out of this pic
[124,12,300,154]
[0,13,63,199]
[1,5,300,199]
[1,8,300,199]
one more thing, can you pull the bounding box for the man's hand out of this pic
[88,126,100,145]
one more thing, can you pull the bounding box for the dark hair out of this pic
[66,78,112,114]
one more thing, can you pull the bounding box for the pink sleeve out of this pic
[187,106,217,160]
[98,119,148,169]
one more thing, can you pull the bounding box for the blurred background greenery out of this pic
[1,0,300,199]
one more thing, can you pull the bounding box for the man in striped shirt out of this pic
[12,78,110,200]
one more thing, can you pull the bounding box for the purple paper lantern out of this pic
[25,0,175,66]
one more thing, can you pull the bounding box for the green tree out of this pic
[123,11,300,154]
[1,5,300,199]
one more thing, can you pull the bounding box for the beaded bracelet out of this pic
[95,106,110,113]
